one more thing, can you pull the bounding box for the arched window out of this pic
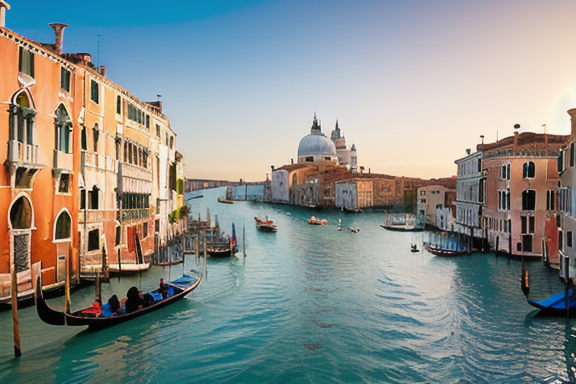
[93,124,99,152]
[292,173,298,187]
[54,210,71,240]
[522,189,536,211]
[89,185,100,209]
[10,92,36,146]
[10,195,33,229]
[523,161,535,178]
[55,104,72,153]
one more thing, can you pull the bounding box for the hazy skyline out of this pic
[7,0,576,181]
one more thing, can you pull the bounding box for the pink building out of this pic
[482,131,566,260]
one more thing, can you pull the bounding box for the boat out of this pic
[255,216,277,232]
[380,213,423,232]
[206,223,238,257]
[410,244,419,252]
[337,218,343,231]
[349,226,360,233]
[217,197,234,204]
[526,288,576,316]
[34,271,202,329]
[308,216,327,225]
[341,206,362,214]
[423,243,467,256]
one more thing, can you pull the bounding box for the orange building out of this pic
[0,22,81,304]
[0,8,188,302]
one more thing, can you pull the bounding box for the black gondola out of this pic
[34,272,202,329]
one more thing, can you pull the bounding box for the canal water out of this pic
[1,186,575,383]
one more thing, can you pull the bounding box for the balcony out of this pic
[79,209,117,224]
[83,151,118,173]
[122,208,153,221]
[8,140,39,165]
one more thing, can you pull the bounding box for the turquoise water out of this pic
[1,187,575,383]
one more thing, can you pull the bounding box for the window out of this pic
[143,222,148,238]
[477,158,482,172]
[169,136,174,149]
[559,150,565,173]
[522,190,536,211]
[88,229,99,251]
[547,190,556,210]
[80,188,86,210]
[420,190,426,196]
[55,211,71,240]
[567,231,573,248]
[58,174,70,193]
[522,235,533,252]
[155,219,159,233]
[116,95,122,115]
[10,92,36,147]
[305,156,313,162]
[93,124,99,152]
[146,115,150,129]
[90,80,99,104]
[324,157,331,161]
[88,185,99,209]
[55,105,72,153]
[571,143,575,167]
[420,199,426,204]
[81,126,87,150]
[19,47,34,78]
[60,67,71,92]
[523,161,535,178]
[115,226,121,246]
[156,124,161,138]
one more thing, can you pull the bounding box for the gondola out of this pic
[526,288,576,316]
[423,243,468,256]
[35,271,202,329]
[308,216,327,225]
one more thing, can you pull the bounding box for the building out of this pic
[481,131,565,258]
[557,108,576,279]
[454,149,485,250]
[416,184,456,230]
[0,7,187,302]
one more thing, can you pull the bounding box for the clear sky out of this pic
[6,0,576,181]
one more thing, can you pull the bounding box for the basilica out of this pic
[266,114,437,211]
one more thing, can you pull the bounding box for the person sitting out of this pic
[82,297,102,317]
[158,278,169,299]
[124,286,142,313]
[107,294,122,316]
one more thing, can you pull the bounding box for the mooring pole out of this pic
[565,256,570,321]
[65,243,71,314]
[11,251,21,357]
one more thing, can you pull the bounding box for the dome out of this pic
[298,132,337,158]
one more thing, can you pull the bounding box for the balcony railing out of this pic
[83,151,118,173]
[122,208,153,221]
[7,140,38,165]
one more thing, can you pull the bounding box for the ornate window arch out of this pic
[53,208,72,241]
[8,192,34,230]
[9,89,37,146]
[54,103,73,154]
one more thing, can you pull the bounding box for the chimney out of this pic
[513,130,519,152]
[0,1,9,28]
[49,22,68,55]
[99,65,106,77]
[568,108,576,141]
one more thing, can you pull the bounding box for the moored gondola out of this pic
[35,271,202,329]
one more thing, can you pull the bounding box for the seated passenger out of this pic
[107,294,122,316]
[158,278,169,299]
[124,286,142,313]
[82,297,102,317]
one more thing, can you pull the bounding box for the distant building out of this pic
[454,150,485,249]
[416,184,456,230]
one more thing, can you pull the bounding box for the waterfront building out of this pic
[0,21,81,301]
[0,10,187,299]
[482,131,565,259]
[454,149,485,250]
[557,108,576,279]
[416,184,456,230]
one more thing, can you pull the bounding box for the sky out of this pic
[6,0,576,181]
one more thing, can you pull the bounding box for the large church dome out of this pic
[297,114,337,163]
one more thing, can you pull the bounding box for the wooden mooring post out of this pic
[11,253,21,357]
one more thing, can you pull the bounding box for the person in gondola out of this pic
[107,294,122,316]
[159,278,169,299]
[124,286,142,313]
[82,297,102,317]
